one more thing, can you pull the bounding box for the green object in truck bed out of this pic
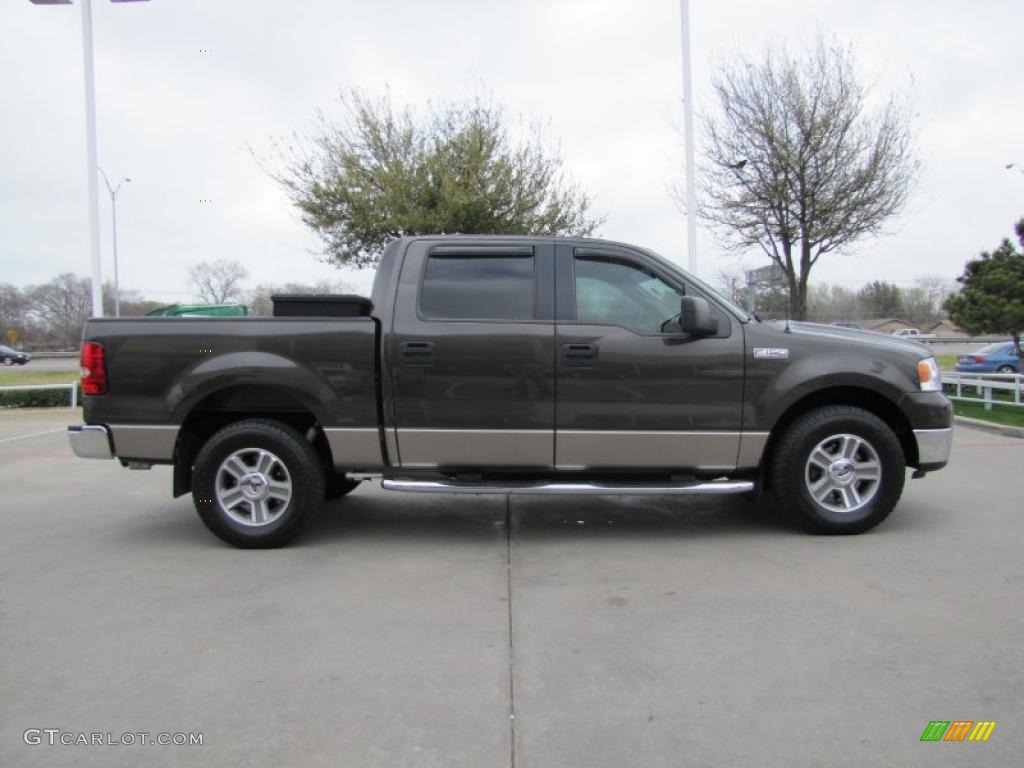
[145,303,248,317]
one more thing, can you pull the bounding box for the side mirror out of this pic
[679,296,718,336]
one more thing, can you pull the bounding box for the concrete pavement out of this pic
[1,409,1021,767]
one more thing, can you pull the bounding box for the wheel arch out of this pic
[760,386,917,489]
[172,383,334,497]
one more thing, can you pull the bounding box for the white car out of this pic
[891,328,935,339]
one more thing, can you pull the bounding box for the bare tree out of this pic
[188,260,249,304]
[695,37,919,319]
[713,265,789,318]
[714,268,747,306]
[27,273,93,349]
[0,283,30,340]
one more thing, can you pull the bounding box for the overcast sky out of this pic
[3,0,1023,302]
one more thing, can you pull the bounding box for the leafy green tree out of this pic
[858,281,904,318]
[697,36,918,320]
[267,89,603,269]
[945,218,1024,362]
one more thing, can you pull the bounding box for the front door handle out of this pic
[399,341,435,366]
[562,343,598,367]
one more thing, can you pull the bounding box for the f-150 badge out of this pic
[753,347,790,359]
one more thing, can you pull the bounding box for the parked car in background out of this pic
[955,342,1021,373]
[0,345,31,366]
[891,328,936,339]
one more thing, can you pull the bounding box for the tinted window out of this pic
[574,256,683,334]
[421,254,535,320]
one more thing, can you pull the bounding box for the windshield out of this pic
[643,248,753,320]
[0,345,15,354]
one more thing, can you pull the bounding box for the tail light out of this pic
[80,342,107,395]
[973,355,986,363]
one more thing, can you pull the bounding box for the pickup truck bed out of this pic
[79,316,382,470]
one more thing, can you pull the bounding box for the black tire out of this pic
[191,418,325,548]
[996,365,1014,374]
[325,472,361,500]
[769,405,905,534]
[2,357,12,366]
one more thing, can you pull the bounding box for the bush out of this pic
[0,386,81,409]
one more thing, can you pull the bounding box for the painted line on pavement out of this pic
[0,427,66,444]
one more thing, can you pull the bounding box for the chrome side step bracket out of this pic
[380,479,754,495]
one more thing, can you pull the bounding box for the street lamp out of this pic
[678,0,698,275]
[29,0,149,318]
[98,168,129,316]
[1006,163,1024,176]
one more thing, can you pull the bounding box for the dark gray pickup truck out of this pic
[69,236,952,547]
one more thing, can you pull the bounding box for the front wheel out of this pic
[769,406,905,534]
[192,419,325,548]
[996,364,1015,374]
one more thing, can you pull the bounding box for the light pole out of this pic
[1006,163,1024,176]
[29,0,148,318]
[98,168,130,316]
[679,0,698,276]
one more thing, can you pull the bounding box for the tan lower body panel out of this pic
[396,429,554,468]
[109,424,179,461]
[556,430,745,471]
[736,431,770,469]
[323,427,384,470]
[383,426,400,466]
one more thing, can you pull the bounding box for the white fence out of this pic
[942,371,1023,410]
[0,383,79,408]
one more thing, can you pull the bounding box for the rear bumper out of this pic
[68,424,114,459]
[913,427,953,471]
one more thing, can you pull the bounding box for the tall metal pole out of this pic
[81,0,104,317]
[110,187,120,316]
[679,0,698,276]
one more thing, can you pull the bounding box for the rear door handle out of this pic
[399,341,435,366]
[562,343,598,367]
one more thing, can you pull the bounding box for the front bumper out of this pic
[913,427,953,471]
[68,424,114,459]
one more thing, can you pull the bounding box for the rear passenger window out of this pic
[421,254,535,321]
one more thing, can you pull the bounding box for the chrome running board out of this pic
[380,479,754,495]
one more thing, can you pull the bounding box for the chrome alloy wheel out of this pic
[803,433,882,514]
[215,448,292,527]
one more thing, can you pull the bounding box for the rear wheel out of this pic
[769,405,905,534]
[192,419,324,548]
[2,357,12,366]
